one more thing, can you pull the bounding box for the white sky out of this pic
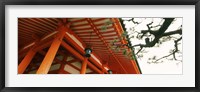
[123,18,182,74]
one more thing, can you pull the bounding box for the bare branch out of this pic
[131,18,175,48]
[147,21,154,30]
[136,47,143,55]
[151,37,182,62]
[162,29,182,36]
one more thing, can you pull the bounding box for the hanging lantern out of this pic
[85,48,92,57]
[107,70,112,74]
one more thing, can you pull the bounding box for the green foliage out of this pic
[101,20,114,32]
[110,38,118,46]
[122,31,128,37]
[123,49,127,55]
[105,21,113,25]
[101,26,107,31]
[100,19,138,61]
[131,55,135,60]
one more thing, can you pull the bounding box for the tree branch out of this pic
[151,36,182,63]
[162,29,182,36]
[132,18,175,48]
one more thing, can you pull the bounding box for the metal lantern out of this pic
[107,70,112,74]
[85,48,92,57]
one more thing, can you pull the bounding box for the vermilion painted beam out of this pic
[130,60,140,74]
[76,30,114,35]
[18,49,36,74]
[58,63,65,74]
[73,26,114,31]
[96,26,115,30]
[37,50,62,64]
[58,56,68,74]
[69,18,87,24]
[80,58,88,74]
[34,40,53,52]
[116,17,140,74]
[36,25,67,74]
[19,20,45,33]
[37,49,81,73]
[48,70,59,74]
[54,58,63,64]
[101,34,118,37]
[82,40,102,42]
[86,72,97,74]
[19,42,35,55]
[64,32,106,72]
[65,59,79,64]
[92,18,107,22]
[29,18,55,31]
[72,22,109,29]
[88,19,128,73]
[37,18,57,29]
[18,40,52,62]
[126,48,141,74]
[38,50,66,60]
[61,41,102,74]
[71,27,93,31]
[67,63,81,71]
[20,18,53,31]
[60,70,71,74]
[19,26,43,35]
[71,23,89,28]
[111,18,126,45]
[62,55,67,62]
[19,31,58,54]
[57,51,68,58]
[113,18,140,74]
[60,19,110,73]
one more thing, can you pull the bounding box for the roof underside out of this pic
[18,18,139,74]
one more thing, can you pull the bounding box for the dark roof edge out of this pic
[118,18,142,74]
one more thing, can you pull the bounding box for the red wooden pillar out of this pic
[36,25,68,74]
[58,56,67,74]
[58,64,65,74]
[80,58,88,74]
[18,49,36,74]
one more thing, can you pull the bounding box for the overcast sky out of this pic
[123,18,182,74]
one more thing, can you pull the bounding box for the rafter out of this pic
[87,18,128,73]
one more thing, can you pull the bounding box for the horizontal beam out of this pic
[61,41,102,74]
[19,31,58,54]
[64,31,108,72]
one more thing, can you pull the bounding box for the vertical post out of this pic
[80,58,88,74]
[58,63,65,74]
[58,56,67,74]
[18,49,36,74]
[36,25,67,74]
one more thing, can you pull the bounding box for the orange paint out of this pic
[18,49,36,74]
[36,25,67,74]
[61,41,102,74]
[80,58,88,74]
